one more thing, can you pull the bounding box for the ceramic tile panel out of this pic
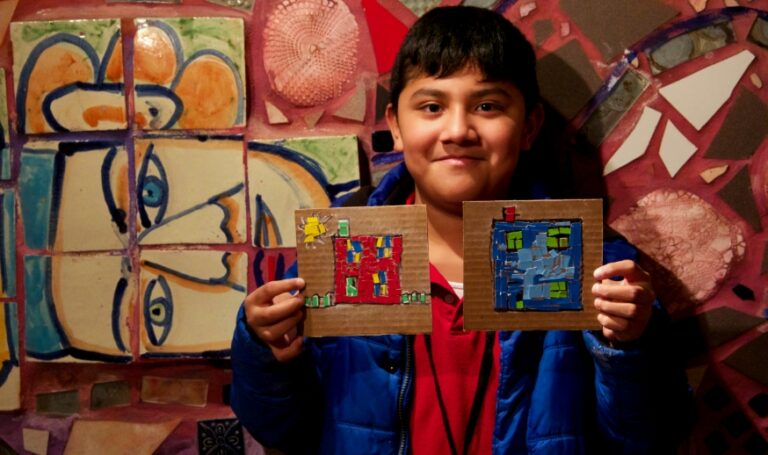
[11,19,125,134]
[133,17,245,130]
[24,254,133,363]
[248,135,360,248]
[139,250,246,357]
[134,136,246,245]
[18,140,129,252]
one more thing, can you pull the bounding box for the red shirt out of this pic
[410,264,500,455]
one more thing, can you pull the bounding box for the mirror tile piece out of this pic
[647,21,735,75]
[705,89,768,160]
[581,68,649,146]
[717,165,762,233]
[560,0,679,61]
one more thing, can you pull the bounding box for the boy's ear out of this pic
[385,104,404,151]
[522,103,545,151]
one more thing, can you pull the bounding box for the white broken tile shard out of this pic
[700,165,729,183]
[603,107,662,175]
[659,120,698,177]
[659,50,755,130]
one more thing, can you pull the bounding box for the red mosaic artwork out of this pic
[333,235,403,304]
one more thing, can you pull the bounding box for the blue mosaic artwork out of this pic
[491,219,583,311]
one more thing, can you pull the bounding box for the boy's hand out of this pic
[244,278,306,362]
[591,260,655,344]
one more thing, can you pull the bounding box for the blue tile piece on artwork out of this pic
[491,219,583,311]
[197,418,245,455]
[18,147,56,249]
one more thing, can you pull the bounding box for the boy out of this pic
[231,6,692,454]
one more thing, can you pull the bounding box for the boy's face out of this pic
[386,67,542,213]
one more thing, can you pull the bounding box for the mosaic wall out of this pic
[0,0,766,453]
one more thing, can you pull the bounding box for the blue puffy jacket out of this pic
[231,163,692,454]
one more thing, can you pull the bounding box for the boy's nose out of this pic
[440,108,478,143]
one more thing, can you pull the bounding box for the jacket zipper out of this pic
[397,335,413,455]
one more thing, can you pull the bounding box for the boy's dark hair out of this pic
[389,6,539,113]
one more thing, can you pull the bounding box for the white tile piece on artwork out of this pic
[700,165,729,183]
[659,50,754,130]
[659,119,697,177]
[603,107,662,176]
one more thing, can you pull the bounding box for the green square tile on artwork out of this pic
[279,136,360,188]
[133,17,246,130]
[10,19,125,134]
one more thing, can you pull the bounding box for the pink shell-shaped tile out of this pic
[263,0,360,107]
[610,189,745,315]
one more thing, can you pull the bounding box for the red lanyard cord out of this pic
[423,331,496,455]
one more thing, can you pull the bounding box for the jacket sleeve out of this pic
[583,238,694,454]
[230,262,323,454]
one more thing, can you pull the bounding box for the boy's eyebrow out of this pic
[409,88,447,98]
[471,87,515,99]
[408,86,515,99]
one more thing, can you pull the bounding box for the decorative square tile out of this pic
[248,135,360,248]
[135,136,246,245]
[24,255,133,363]
[139,250,246,357]
[197,419,244,455]
[11,19,125,133]
[18,141,129,252]
[133,18,245,130]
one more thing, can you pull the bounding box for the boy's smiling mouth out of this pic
[435,154,484,165]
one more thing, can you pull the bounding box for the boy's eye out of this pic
[421,103,442,113]
[477,102,500,112]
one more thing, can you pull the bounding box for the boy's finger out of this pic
[592,282,654,305]
[596,313,630,332]
[594,299,645,320]
[257,309,305,342]
[249,295,305,327]
[594,260,650,283]
[247,278,306,307]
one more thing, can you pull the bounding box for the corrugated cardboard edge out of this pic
[296,205,432,337]
[463,199,602,331]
